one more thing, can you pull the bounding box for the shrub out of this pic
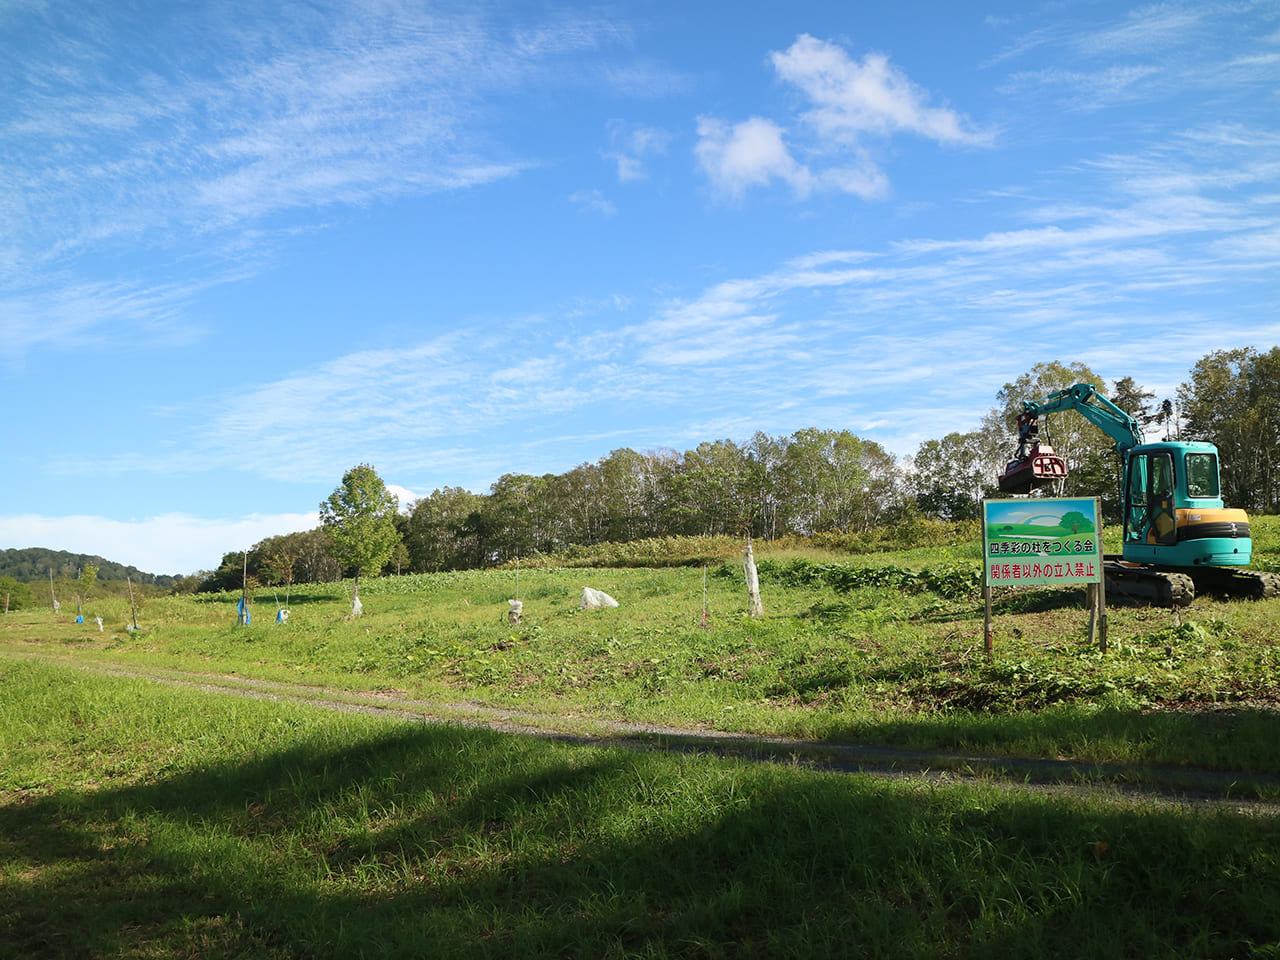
[0,576,35,611]
[749,557,982,599]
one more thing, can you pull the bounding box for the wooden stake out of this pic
[127,576,138,630]
[983,585,994,661]
[241,550,249,626]
[1087,583,1098,647]
[702,564,708,628]
[1098,579,1108,654]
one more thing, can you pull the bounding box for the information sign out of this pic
[982,497,1103,587]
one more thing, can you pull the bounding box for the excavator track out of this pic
[1103,559,1195,607]
[1102,557,1280,606]
[1186,566,1280,600]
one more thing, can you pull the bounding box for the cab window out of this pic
[1184,453,1220,498]
[1151,455,1173,498]
[1128,455,1147,501]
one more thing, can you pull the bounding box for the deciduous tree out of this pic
[0,576,34,611]
[405,487,486,572]
[320,463,401,600]
[910,431,992,521]
[1179,347,1280,513]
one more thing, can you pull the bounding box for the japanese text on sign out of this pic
[988,561,1097,582]
[988,539,1096,556]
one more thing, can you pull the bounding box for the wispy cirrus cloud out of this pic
[999,65,1162,109]
[603,120,672,182]
[569,189,618,215]
[1076,2,1208,56]
[0,1,633,356]
[172,328,653,483]
[993,1,1280,110]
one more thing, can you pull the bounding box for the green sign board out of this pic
[982,497,1103,587]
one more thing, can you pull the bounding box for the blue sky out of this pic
[2,0,1278,576]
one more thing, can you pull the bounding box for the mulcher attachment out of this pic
[996,412,1068,495]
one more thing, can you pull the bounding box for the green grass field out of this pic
[6,544,1280,773]
[5,531,1280,956]
[5,659,1280,959]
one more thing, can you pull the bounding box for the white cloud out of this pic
[384,484,421,511]
[770,34,992,146]
[0,511,319,576]
[695,34,989,200]
[603,120,672,181]
[569,188,618,215]
[694,116,815,199]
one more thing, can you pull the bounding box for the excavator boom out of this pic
[998,382,1142,495]
[1022,383,1143,451]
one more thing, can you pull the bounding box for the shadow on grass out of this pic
[817,704,1280,783]
[6,718,1280,959]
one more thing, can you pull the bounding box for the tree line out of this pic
[194,347,1280,592]
[0,547,179,587]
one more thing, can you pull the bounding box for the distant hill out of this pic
[0,547,178,588]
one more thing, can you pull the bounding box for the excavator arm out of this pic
[1021,383,1143,452]
[997,382,1140,495]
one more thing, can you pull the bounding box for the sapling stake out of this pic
[702,564,708,628]
[127,576,138,630]
[742,536,763,617]
[241,550,249,626]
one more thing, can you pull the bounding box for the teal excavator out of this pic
[997,382,1278,605]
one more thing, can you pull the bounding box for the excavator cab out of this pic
[1121,442,1251,566]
